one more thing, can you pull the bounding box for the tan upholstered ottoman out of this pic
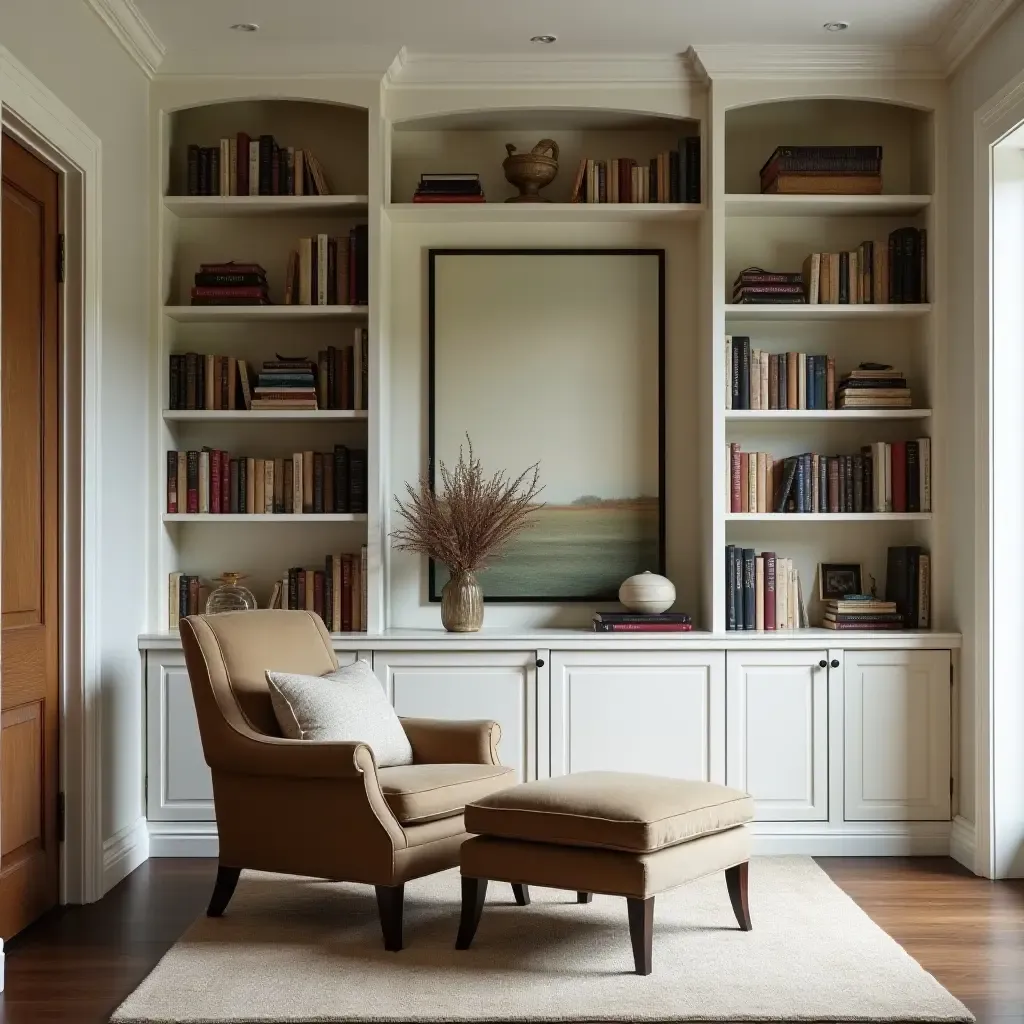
[456,772,754,975]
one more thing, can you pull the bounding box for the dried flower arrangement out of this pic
[391,436,544,631]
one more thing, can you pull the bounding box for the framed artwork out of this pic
[818,563,864,601]
[428,248,665,602]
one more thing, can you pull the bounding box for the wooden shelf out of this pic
[386,202,703,224]
[164,195,368,217]
[725,304,931,321]
[726,409,931,421]
[163,305,368,322]
[163,514,367,523]
[726,512,932,522]
[724,194,932,217]
[163,410,368,422]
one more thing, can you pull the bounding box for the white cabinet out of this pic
[843,649,951,821]
[548,651,725,782]
[725,650,829,821]
[374,651,539,781]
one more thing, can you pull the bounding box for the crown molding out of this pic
[386,52,703,88]
[688,43,944,80]
[85,0,165,78]
[934,0,1020,73]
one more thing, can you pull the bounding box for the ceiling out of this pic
[128,0,984,76]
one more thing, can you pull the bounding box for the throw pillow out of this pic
[266,659,414,767]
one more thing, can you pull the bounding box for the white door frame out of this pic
[973,67,1024,879]
[0,46,104,903]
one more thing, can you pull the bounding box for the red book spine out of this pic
[296,569,306,610]
[220,451,230,513]
[341,555,353,631]
[210,451,222,514]
[730,444,741,512]
[190,286,267,299]
[313,570,325,620]
[763,552,776,630]
[891,441,907,513]
[598,623,694,632]
[167,451,177,513]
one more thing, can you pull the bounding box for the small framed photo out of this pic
[818,563,863,602]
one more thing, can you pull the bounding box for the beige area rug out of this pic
[112,857,972,1023]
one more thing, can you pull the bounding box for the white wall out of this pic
[948,3,1024,835]
[0,0,151,878]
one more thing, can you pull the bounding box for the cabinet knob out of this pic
[818,660,827,669]
[830,659,840,669]
[536,658,546,668]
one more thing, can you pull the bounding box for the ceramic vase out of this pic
[618,571,676,614]
[441,571,484,632]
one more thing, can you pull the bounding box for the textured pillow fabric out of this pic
[266,660,414,767]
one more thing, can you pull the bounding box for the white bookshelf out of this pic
[164,195,369,217]
[385,202,703,224]
[724,303,932,321]
[163,514,368,523]
[726,513,933,522]
[725,409,932,421]
[162,410,368,422]
[724,194,932,217]
[163,304,368,322]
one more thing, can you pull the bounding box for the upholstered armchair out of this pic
[179,609,515,950]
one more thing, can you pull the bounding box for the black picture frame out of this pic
[427,247,666,603]
[818,563,864,602]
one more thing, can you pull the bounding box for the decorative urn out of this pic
[502,139,559,202]
[618,571,676,614]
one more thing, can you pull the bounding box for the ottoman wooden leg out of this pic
[511,883,531,906]
[725,861,752,931]
[577,892,593,903]
[626,896,654,976]
[456,876,488,950]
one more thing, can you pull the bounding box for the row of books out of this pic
[165,446,368,515]
[189,262,269,306]
[725,548,806,631]
[727,339,836,411]
[270,550,369,633]
[803,230,926,305]
[185,135,331,197]
[591,611,692,633]
[570,139,701,204]
[727,439,932,514]
[759,145,882,196]
[283,227,368,306]
[887,545,931,629]
[412,173,485,203]
[837,366,912,409]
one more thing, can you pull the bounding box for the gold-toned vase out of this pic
[502,139,559,202]
[440,571,484,632]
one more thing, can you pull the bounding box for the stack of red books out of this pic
[593,612,692,633]
[190,262,269,305]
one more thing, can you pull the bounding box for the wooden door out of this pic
[725,650,829,821]
[0,133,61,937]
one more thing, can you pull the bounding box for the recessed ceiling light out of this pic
[823,21,849,31]
[530,35,557,44]
[230,22,259,32]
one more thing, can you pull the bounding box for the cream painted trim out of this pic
[84,0,165,79]
[936,0,1021,74]
[102,816,150,892]
[950,815,977,871]
[0,45,104,903]
[687,44,944,80]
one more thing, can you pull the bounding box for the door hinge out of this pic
[57,233,65,284]
[57,791,66,843]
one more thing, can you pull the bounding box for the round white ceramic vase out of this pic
[617,571,676,614]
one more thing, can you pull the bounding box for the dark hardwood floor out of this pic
[0,857,1020,1023]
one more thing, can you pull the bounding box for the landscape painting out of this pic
[429,249,664,601]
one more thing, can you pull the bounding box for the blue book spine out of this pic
[742,548,756,629]
[814,356,827,410]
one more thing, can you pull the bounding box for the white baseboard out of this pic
[102,816,150,893]
[147,820,219,857]
[950,815,977,872]
[752,821,952,856]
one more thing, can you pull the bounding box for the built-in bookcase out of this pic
[156,99,375,630]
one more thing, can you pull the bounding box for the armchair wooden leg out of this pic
[511,883,531,906]
[206,865,241,917]
[577,892,593,903]
[626,896,654,976]
[725,861,752,931]
[456,876,488,950]
[375,884,405,952]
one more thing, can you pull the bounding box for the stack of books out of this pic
[725,547,806,631]
[271,547,368,632]
[253,357,317,410]
[759,145,882,195]
[569,138,701,203]
[802,230,926,304]
[186,135,330,196]
[284,226,368,305]
[886,545,931,628]
[822,598,903,631]
[727,339,835,410]
[412,173,485,203]
[592,611,692,633]
[189,262,269,306]
[837,364,911,409]
[732,268,806,305]
[165,445,368,515]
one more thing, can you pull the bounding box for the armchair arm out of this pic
[400,718,502,766]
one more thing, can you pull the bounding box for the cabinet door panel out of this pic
[549,651,725,782]
[374,651,536,780]
[843,650,950,821]
[726,651,828,821]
